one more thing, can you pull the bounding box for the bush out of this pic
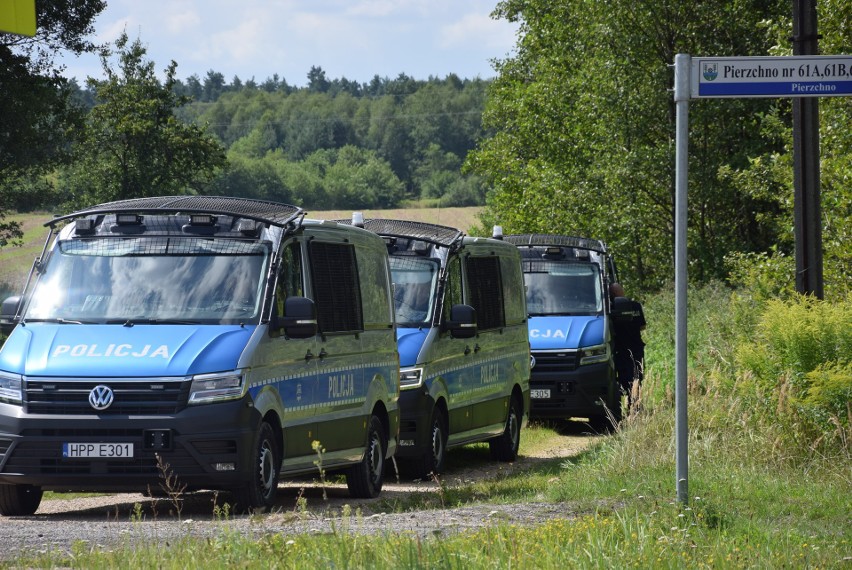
[732,295,852,454]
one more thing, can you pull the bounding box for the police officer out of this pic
[609,283,646,409]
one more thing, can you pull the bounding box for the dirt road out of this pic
[0,421,599,561]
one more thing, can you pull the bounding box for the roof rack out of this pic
[48,196,304,229]
[337,218,464,248]
[503,234,607,254]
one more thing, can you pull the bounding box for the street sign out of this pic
[692,55,852,98]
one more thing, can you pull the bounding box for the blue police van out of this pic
[0,196,399,515]
[502,234,621,428]
[343,217,530,478]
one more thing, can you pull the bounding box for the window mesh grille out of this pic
[466,256,504,330]
[309,242,363,333]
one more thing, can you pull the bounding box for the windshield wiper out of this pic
[23,317,93,325]
[105,318,203,326]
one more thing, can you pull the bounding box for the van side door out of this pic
[464,254,512,432]
[254,239,318,469]
[435,255,474,436]
[307,239,367,463]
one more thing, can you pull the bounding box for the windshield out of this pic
[522,260,603,316]
[389,256,439,325]
[25,237,270,324]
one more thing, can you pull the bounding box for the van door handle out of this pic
[304,350,314,361]
[464,346,471,355]
[319,348,328,359]
[474,344,481,353]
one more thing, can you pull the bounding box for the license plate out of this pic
[530,389,551,399]
[62,443,134,459]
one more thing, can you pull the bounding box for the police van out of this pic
[343,216,530,478]
[0,196,399,515]
[502,233,621,428]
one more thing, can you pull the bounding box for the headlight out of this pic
[400,367,423,390]
[0,371,23,405]
[188,370,246,405]
[579,344,609,366]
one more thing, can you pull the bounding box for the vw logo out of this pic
[530,355,536,369]
[89,385,114,410]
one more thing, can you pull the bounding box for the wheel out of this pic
[489,396,521,461]
[401,406,448,479]
[0,484,43,516]
[346,415,387,498]
[232,422,280,513]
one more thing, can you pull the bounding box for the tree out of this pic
[64,33,226,205]
[0,0,105,240]
[307,66,330,93]
[467,0,790,291]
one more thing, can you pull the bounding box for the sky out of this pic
[58,0,520,87]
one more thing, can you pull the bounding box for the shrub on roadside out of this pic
[732,295,852,455]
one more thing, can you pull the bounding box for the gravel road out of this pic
[0,421,599,561]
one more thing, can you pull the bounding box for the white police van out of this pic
[0,196,399,515]
[343,217,530,478]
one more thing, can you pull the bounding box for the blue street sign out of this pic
[691,56,852,98]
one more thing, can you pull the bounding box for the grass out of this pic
[20,405,851,569]
[0,211,51,294]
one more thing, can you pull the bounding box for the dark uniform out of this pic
[610,296,646,407]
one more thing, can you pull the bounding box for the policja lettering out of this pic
[51,344,171,358]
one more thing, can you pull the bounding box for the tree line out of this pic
[6,42,492,215]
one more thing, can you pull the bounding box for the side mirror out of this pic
[445,303,477,339]
[281,296,318,339]
[0,296,22,335]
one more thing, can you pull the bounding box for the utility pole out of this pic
[791,0,823,298]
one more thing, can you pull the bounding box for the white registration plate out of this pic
[530,389,551,399]
[62,443,134,459]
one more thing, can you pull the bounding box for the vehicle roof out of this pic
[503,234,607,254]
[335,218,464,249]
[49,196,304,229]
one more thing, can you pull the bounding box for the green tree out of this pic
[0,0,105,240]
[468,0,790,291]
[64,33,226,205]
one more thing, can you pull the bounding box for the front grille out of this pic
[24,379,191,415]
[531,350,578,373]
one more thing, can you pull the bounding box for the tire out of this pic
[232,422,280,513]
[346,415,387,498]
[401,406,448,479]
[489,396,521,462]
[0,484,43,516]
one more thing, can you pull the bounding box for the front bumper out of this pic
[0,398,261,492]
[393,386,434,458]
[528,360,618,419]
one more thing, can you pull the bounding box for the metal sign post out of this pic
[672,52,851,505]
[673,54,690,506]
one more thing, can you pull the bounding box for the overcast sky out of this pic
[58,0,519,87]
